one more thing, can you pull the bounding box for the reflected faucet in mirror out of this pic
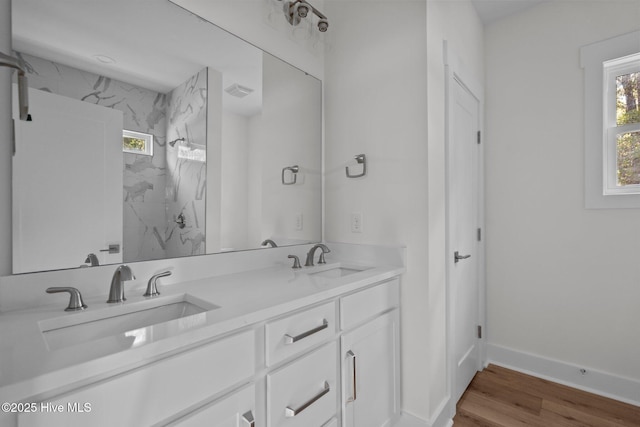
[262,239,278,248]
[84,253,99,267]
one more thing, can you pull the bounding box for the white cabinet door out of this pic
[341,310,400,427]
[169,384,256,427]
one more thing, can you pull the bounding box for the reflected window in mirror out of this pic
[123,130,154,156]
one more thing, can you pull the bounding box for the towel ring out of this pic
[346,154,366,178]
[282,165,299,185]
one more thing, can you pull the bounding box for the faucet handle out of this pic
[318,251,327,264]
[46,287,87,311]
[288,255,302,269]
[144,271,172,297]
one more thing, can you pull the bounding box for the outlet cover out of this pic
[295,212,303,231]
[351,212,363,233]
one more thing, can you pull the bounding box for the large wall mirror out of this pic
[11,0,322,274]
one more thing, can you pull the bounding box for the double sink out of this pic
[38,264,369,351]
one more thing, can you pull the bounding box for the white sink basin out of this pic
[40,294,218,350]
[308,266,370,279]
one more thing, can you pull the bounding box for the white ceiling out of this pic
[12,0,263,116]
[471,0,548,24]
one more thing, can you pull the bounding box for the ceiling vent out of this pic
[225,83,254,98]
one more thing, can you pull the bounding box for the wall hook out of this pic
[282,165,299,185]
[346,154,366,178]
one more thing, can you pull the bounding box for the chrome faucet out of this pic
[107,265,135,303]
[144,270,172,297]
[85,253,99,266]
[262,239,278,247]
[305,244,330,267]
[46,287,87,311]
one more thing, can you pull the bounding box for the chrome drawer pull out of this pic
[284,319,328,344]
[285,381,330,417]
[346,350,357,402]
[241,410,255,427]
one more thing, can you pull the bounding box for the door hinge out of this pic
[477,130,481,144]
[477,228,482,242]
[477,325,482,339]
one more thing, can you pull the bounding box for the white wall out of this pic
[0,0,12,276]
[261,53,322,245]
[485,0,640,385]
[324,0,432,420]
[221,111,250,250]
[170,0,324,80]
[426,1,484,422]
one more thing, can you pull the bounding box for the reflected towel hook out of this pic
[282,165,299,185]
[346,154,366,178]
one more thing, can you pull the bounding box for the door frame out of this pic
[443,41,486,416]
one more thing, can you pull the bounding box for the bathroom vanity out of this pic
[0,246,404,427]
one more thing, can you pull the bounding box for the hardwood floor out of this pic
[453,364,640,426]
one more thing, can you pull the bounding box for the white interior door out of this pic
[12,86,123,273]
[449,75,481,403]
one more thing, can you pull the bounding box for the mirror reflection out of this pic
[11,0,322,274]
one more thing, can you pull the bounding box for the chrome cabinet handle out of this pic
[285,381,330,417]
[454,251,471,263]
[46,287,87,311]
[284,319,328,344]
[346,350,357,402]
[241,410,255,427]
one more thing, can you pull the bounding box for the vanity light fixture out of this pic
[281,0,328,32]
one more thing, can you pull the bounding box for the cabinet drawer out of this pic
[267,342,337,427]
[18,330,255,427]
[265,302,336,366]
[168,384,255,427]
[340,279,399,330]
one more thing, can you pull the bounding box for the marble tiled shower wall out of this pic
[17,53,186,263]
[165,69,208,258]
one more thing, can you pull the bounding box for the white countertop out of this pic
[0,261,403,402]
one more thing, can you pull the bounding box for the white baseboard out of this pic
[394,412,428,427]
[486,343,640,407]
[394,403,453,427]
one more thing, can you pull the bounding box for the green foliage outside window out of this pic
[123,136,146,152]
[616,71,640,186]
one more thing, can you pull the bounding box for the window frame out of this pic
[603,54,640,195]
[580,30,640,209]
[123,129,154,156]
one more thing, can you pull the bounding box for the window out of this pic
[123,130,153,156]
[603,54,640,195]
[581,30,640,209]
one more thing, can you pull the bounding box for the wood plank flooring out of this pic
[453,364,640,426]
